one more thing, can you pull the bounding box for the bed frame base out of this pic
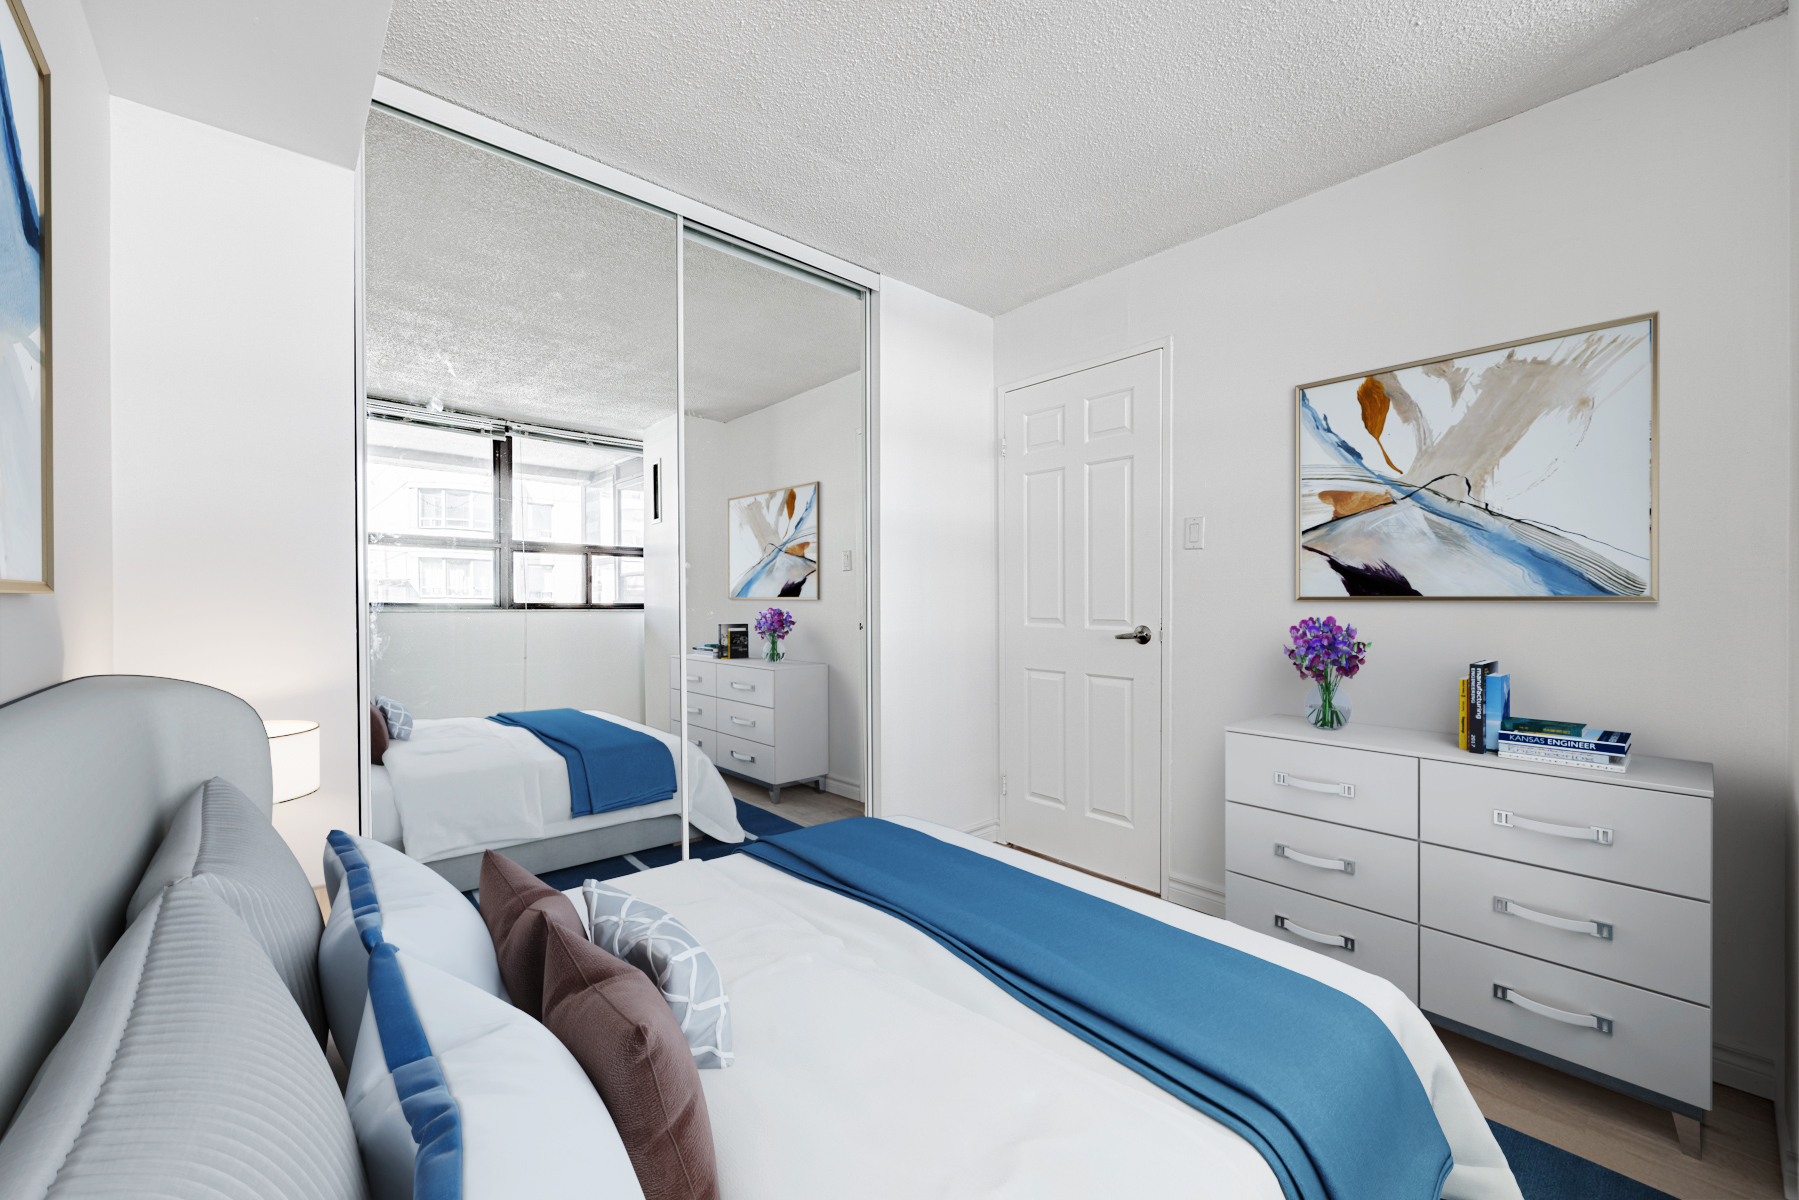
[422,815,685,891]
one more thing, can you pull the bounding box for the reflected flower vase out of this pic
[764,636,784,663]
[1306,676,1351,730]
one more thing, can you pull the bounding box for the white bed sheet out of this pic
[569,818,1520,1200]
[381,711,742,863]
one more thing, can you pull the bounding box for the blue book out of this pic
[1482,675,1510,752]
[1499,719,1630,754]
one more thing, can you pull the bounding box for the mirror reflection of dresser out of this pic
[671,654,828,803]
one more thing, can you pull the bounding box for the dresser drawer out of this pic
[717,664,774,708]
[671,658,718,696]
[716,697,774,746]
[714,731,775,784]
[1225,733,1417,837]
[1421,929,1710,1110]
[1226,872,1417,1003]
[670,691,716,732]
[1420,761,1710,900]
[1420,845,1710,1005]
[1225,803,1417,921]
[683,729,715,759]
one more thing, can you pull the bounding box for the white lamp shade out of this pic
[264,720,321,803]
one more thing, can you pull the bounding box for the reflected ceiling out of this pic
[364,110,863,437]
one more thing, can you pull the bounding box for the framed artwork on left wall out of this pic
[0,0,46,593]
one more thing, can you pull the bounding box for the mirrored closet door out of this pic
[360,103,870,877]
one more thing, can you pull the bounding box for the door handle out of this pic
[1114,625,1152,644]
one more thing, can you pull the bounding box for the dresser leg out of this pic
[770,784,782,805]
[1672,1112,1702,1158]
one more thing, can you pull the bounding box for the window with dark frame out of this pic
[366,413,645,610]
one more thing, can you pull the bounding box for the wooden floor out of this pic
[1442,1030,1784,1199]
[726,774,862,827]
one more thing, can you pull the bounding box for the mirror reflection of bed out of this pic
[360,107,865,890]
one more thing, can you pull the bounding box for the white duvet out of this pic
[573,818,1521,1200]
[380,711,743,863]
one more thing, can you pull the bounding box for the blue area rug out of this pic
[533,799,803,891]
[1491,1120,1677,1200]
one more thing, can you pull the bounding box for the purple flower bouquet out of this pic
[755,607,796,662]
[1283,615,1368,730]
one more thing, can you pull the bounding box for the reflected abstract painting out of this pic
[1297,316,1655,600]
[0,0,43,592]
[729,482,819,599]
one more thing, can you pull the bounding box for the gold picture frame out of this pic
[1295,314,1657,601]
[0,0,48,594]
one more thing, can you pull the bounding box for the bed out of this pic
[563,817,1522,1200]
[373,709,745,889]
[2,675,1523,1200]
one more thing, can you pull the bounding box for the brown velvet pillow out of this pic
[542,920,719,1200]
[478,850,586,1020]
[369,702,390,766]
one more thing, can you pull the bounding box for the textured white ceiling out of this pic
[364,110,863,436]
[378,0,1781,315]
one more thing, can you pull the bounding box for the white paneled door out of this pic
[1001,350,1164,890]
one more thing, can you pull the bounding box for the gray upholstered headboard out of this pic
[0,675,272,1128]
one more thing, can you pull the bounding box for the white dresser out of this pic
[670,655,828,803]
[1223,715,1714,1153]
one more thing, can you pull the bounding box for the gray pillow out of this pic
[0,881,368,1200]
[581,878,733,1068]
[374,695,413,740]
[127,777,326,1044]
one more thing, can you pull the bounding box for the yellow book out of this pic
[1458,679,1468,745]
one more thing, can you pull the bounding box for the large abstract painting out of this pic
[0,0,44,593]
[1297,316,1655,600]
[729,482,819,599]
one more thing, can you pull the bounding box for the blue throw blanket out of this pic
[488,709,676,818]
[744,820,1451,1200]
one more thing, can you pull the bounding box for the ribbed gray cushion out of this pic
[0,881,367,1199]
[127,777,326,1044]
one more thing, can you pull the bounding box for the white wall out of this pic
[371,608,644,721]
[110,98,358,885]
[876,278,999,833]
[642,413,679,729]
[0,0,110,703]
[685,371,865,796]
[998,22,1790,1090]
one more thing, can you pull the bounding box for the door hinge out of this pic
[999,437,1007,458]
[1000,773,1008,795]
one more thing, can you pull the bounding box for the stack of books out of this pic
[1461,660,1509,753]
[1497,719,1632,773]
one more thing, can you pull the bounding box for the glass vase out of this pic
[1306,677,1351,730]
[763,636,783,663]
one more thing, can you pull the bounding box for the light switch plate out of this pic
[1183,517,1205,549]
[841,550,854,571]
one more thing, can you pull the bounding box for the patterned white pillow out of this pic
[374,695,413,740]
[582,879,732,1068]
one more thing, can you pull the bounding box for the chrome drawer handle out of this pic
[1273,771,1354,798]
[731,750,756,762]
[1274,843,1354,875]
[1274,914,1354,951]
[1493,984,1613,1034]
[1493,810,1613,845]
[730,682,755,691]
[686,674,702,683]
[1494,896,1613,940]
[689,737,704,746]
[730,716,755,727]
[686,707,702,715]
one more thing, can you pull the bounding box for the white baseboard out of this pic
[1163,872,1225,917]
[822,776,861,802]
[961,818,1001,842]
[1714,1041,1779,1101]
